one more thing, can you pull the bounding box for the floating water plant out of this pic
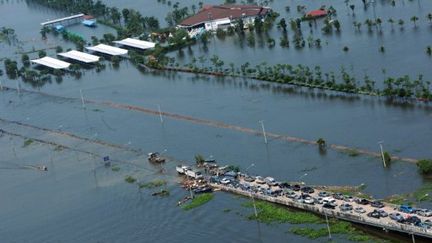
[182,193,214,211]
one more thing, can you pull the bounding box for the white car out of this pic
[220,178,231,184]
[354,207,366,214]
[255,176,266,184]
[417,209,432,217]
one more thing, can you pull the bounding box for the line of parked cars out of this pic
[210,171,432,230]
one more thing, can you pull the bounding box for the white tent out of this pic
[114,38,156,50]
[86,44,128,56]
[58,50,100,63]
[30,56,71,69]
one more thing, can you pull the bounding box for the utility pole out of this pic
[378,141,386,168]
[325,211,332,240]
[411,233,415,243]
[80,89,86,109]
[0,79,3,91]
[246,163,258,217]
[259,120,267,144]
[157,104,164,123]
[16,79,20,95]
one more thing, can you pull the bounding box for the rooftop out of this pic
[58,50,100,63]
[30,56,71,69]
[114,38,156,50]
[179,4,270,27]
[86,44,128,56]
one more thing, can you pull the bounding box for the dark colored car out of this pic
[405,216,421,226]
[355,198,370,205]
[318,191,330,197]
[279,182,291,189]
[370,201,384,208]
[323,203,336,209]
[333,193,344,200]
[301,186,315,194]
[292,184,301,191]
[367,211,380,219]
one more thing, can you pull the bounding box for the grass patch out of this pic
[412,183,432,202]
[243,201,322,224]
[138,179,167,189]
[223,208,231,213]
[124,175,137,184]
[23,139,34,147]
[182,193,214,211]
[384,194,411,205]
[290,221,372,241]
[345,149,360,157]
[111,166,120,172]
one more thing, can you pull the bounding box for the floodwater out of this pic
[1,0,432,242]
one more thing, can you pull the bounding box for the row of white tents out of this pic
[30,38,156,70]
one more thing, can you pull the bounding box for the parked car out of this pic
[367,211,380,219]
[279,182,291,188]
[343,195,354,202]
[399,205,414,213]
[315,197,324,204]
[318,191,330,197]
[285,190,296,199]
[323,203,336,209]
[370,201,384,208]
[339,203,353,211]
[322,197,337,207]
[377,209,388,217]
[265,177,278,186]
[389,213,404,222]
[424,219,432,227]
[304,197,315,205]
[416,209,432,217]
[354,198,370,205]
[244,176,255,182]
[255,176,266,184]
[220,178,231,184]
[301,186,315,194]
[405,216,421,226]
[292,184,301,191]
[354,207,366,214]
[333,193,344,200]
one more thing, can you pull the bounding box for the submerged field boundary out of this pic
[0,86,419,164]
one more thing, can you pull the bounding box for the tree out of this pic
[398,19,405,29]
[349,4,355,15]
[410,16,419,27]
[388,18,395,29]
[316,138,326,149]
[38,50,47,58]
[333,20,341,32]
[122,8,130,22]
[427,46,432,56]
[427,13,432,23]
[195,154,205,166]
[278,18,287,32]
[21,54,30,67]
[417,159,432,174]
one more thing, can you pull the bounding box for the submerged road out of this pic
[0,86,418,163]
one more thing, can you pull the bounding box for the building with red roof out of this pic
[305,9,328,19]
[178,4,271,31]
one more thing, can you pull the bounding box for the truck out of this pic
[185,169,203,179]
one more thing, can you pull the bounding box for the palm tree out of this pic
[410,16,419,27]
[388,18,395,29]
[398,19,405,30]
[427,13,432,23]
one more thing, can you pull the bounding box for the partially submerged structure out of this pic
[58,50,100,64]
[86,44,128,56]
[114,38,156,50]
[30,56,71,69]
[178,4,271,31]
[305,9,328,19]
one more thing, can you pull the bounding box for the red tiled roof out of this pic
[180,4,270,27]
[306,10,327,18]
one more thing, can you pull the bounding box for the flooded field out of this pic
[1,0,432,242]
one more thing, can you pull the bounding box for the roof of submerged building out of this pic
[179,4,270,27]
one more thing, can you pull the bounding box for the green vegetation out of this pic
[23,139,34,147]
[223,208,231,213]
[182,193,214,211]
[412,183,432,202]
[244,201,322,224]
[194,154,205,166]
[124,175,137,184]
[290,221,372,241]
[344,149,360,157]
[384,194,412,205]
[417,159,432,174]
[138,179,167,189]
[383,151,392,165]
[111,166,120,172]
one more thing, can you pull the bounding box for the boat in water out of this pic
[176,165,191,174]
